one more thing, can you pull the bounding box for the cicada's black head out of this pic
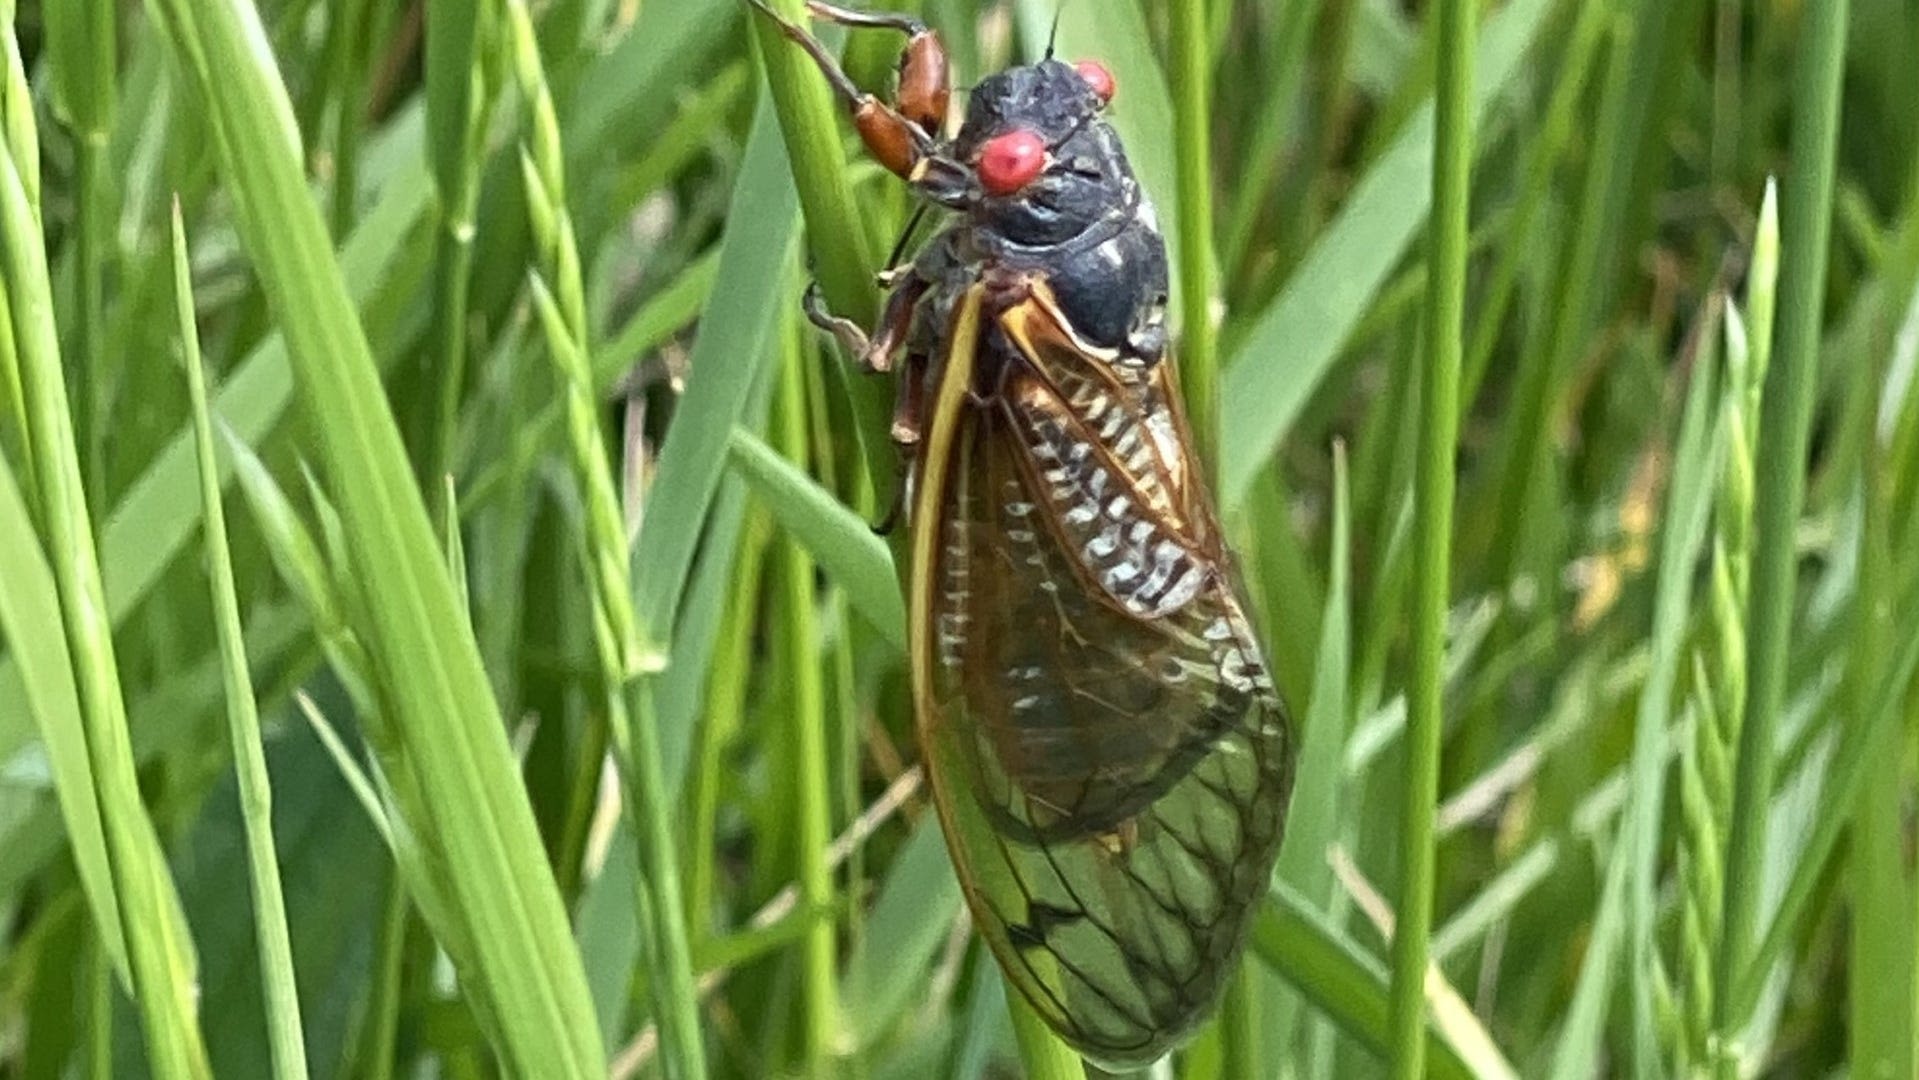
[950,58,1141,248]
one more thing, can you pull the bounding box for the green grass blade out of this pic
[1620,295,1726,1079]
[1388,0,1474,1074]
[1546,828,1632,1080]
[173,201,310,1080]
[1252,887,1476,1080]
[631,101,799,661]
[1270,443,1353,1063]
[727,426,903,650]
[1006,995,1085,1080]
[0,453,127,983]
[770,315,840,1076]
[1217,0,1554,512]
[1169,0,1220,474]
[1715,0,1850,1055]
[144,0,606,1071]
[2,129,211,1079]
[41,0,115,496]
[747,0,877,328]
[0,163,430,764]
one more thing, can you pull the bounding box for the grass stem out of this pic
[173,202,310,1080]
[1387,0,1473,1074]
[775,312,840,1075]
[1713,2,1849,1061]
[1169,0,1220,472]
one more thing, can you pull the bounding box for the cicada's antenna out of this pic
[1044,1,1065,60]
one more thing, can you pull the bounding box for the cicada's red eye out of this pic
[1075,60,1116,103]
[977,129,1049,196]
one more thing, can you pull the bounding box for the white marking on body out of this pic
[1139,550,1180,599]
[1086,528,1120,559]
[1160,566,1208,611]
[1219,648,1255,692]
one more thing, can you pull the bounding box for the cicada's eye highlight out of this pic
[1075,60,1116,104]
[977,129,1049,196]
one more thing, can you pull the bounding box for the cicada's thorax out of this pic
[903,61,1172,401]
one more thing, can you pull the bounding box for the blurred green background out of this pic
[0,0,1914,1077]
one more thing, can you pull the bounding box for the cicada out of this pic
[751,1,1295,1065]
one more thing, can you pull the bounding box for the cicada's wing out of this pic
[908,286,1294,1067]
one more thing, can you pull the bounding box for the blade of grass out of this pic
[1621,286,1727,1080]
[1218,0,1323,285]
[0,161,431,764]
[1006,997,1085,1080]
[771,312,839,1076]
[173,200,309,1080]
[144,0,607,1070]
[631,101,799,663]
[1715,2,1849,1061]
[1458,0,1610,411]
[528,264,706,1080]
[1387,0,1473,1074]
[0,452,127,983]
[1472,0,1665,592]
[1169,0,1220,476]
[1735,602,1919,1019]
[1546,819,1631,1080]
[2,134,211,1078]
[42,0,115,501]
[1252,886,1475,1080]
[746,0,876,327]
[420,0,490,497]
[727,426,903,649]
[842,819,963,1048]
[1217,0,1554,513]
[744,0,894,485]
[1272,443,1352,1058]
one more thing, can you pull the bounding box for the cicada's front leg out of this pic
[801,273,930,376]
[744,0,951,178]
[798,270,933,535]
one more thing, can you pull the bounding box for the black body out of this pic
[903,60,1169,389]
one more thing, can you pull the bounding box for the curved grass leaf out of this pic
[727,426,904,651]
[632,101,800,662]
